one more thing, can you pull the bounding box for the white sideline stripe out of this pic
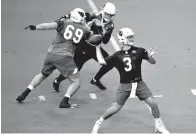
[86,0,121,51]
[190,89,196,95]
[4,133,196,134]
[129,95,163,98]
[87,0,99,12]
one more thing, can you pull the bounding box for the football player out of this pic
[53,2,119,91]
[91,28,170,134]
[16,8,97,108]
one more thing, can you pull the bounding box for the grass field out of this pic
[1,0,196,133]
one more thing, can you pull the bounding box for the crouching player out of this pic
[91,28,170,133]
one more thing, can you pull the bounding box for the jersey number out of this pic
[123,57,132,72]
[63,25,84,43]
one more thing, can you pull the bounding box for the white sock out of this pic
[98,117,104,124]
[93,78,97,82]
[65,94,70,98]
[28,85,34,90]
[155,117,162,125]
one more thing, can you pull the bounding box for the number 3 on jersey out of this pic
[123,57,132,72]
[64,25,84,43]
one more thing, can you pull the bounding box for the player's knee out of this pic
[72,78,81,88]
[112,102,123,112]
[41,71,50,77]
[146,97,158,109]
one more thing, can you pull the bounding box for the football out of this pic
[87,34,103,46]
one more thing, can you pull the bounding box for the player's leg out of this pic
[53,74,66,92]
[55,56,81,108]
[136,81,170,134]
[53,50,90,92]
[16,53,55,103]
[91,47,113,90]
[59,72,81,108]
[91,84,131,133]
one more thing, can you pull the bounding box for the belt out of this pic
[129,77,142,83]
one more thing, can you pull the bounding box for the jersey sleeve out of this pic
[57,14,70,21]
[102,28,113,44]
[105,52,118,66]
[141,48,149,60]
[102,22,114,44]
[54,19,65,32]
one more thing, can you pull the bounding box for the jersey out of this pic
[87,12,114,44]
[105,46,149,83]
[48,19,91,57]
[58,12,114,44]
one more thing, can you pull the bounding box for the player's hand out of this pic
[94,19,107,36]
[86,20,95,29]
[148,47,157,57]
[94,19,102,27]
[24,25,36,30]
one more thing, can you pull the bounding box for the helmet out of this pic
[101,2,116,22]
[117,28,135,45]
[70,8,86,24]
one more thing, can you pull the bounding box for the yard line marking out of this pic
[153,95,163,97]
[89,93,97,99]
[87,0,98,12]
[190,89,196,95]
[86,0,121,51]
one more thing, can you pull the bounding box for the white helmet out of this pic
[70,8,86,24]
[117,28,135,45]
[101,2,116,22]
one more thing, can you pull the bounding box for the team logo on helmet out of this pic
[70,8,86,24]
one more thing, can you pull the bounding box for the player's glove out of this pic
[25,25,36,30]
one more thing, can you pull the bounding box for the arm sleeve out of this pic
[102,23,114,44]
[102,29,113,44]
[105,52,117,66]
[142,48,149,60]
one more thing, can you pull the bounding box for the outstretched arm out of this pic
[25,22,58,30]
[96,46,107,65]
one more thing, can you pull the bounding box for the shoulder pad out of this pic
[93,11,101,16]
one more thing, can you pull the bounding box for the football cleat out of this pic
[16,95,26,103]
[59,103,79,108]
[53,80,60,92]
[155,123,170,134]
[16,89,31,103]
[91,78,106,90]
[59,97,79,108]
